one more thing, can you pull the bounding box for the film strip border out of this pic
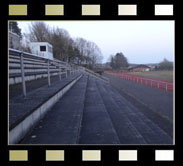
[8,149,175,162]
[8,4,174,17]
[4,1,178,165]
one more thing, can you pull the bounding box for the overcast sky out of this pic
[17,21,174,64]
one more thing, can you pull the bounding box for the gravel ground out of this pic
[104,73,174,138]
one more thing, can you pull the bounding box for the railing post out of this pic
[47,59,51,86]
[65,69,67,78]
[20,52,26,97]
[59,63,62,81]
[166,83,168,91]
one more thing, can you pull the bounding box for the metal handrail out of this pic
[9,48,67,66]
[9,49,79,97]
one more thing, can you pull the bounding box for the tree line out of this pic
[109,52,129,70]
[108,53,173,71]
[9,22,103,69]
[9,22,173,71]
[156,58,173,70]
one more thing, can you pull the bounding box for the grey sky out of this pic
[17,21,174,64]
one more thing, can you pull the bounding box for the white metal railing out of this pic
[9,48,79,97]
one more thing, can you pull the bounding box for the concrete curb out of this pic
[9,74,83,144]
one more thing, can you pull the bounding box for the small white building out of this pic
[30,42,53,60]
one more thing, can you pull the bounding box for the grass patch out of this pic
[127,70,173,82]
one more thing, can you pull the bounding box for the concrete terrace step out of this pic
[21,75,88,144]
[101,82,173,144]
[9,73,82,144]
[9,74,81,128]
[9,75,67,99]
[11,73,173,145]
[78,76,120,144]
[96,80,146,144]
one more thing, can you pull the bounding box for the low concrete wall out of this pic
[9,74,83,144]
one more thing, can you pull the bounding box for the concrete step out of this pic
[78,76,120,144]
[21,75,88,144]
[9,75,66,99]
[96,80,146,144]
[101,82,173,144]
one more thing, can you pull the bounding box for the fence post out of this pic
[20,52,26,97]
[151,80,153,87]
[157,82,160,88]
[59,63,61,81]
[65,69,67,78]
[47,59,51,86]
[166,83,168,91]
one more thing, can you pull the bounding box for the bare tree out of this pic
[28,22,51,42]
[49,27,71,61]
[74,38,103,67]
[26,22,103,66]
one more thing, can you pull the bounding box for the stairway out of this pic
[78,76,120,144]
[21,74,173,144]
[22,75,88,144]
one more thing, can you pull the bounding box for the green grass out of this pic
[127,70,173,82]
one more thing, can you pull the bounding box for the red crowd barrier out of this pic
[106,71,173,92]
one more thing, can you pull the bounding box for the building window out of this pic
[40,46,46,52]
